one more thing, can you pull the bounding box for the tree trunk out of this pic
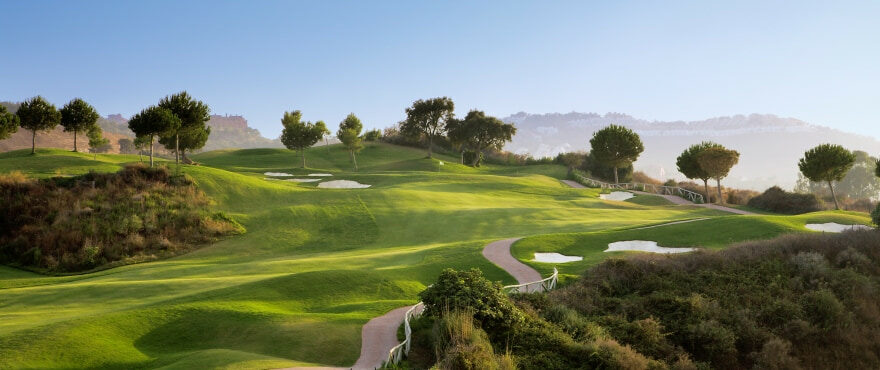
[716,178,723,204]
[703,179,710,204]
[175,134,180,166]
[31,130,36,154]
[472,146,481,167]
[73,130,78,152]
[460,150,464,165]
[350,150,358,171]
[427,135,433,158]
[301,149,306,168]
[828,180,840,210]
[149,135,154,168]
[613,166,619,184]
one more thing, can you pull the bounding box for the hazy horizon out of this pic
[2,1,879,139]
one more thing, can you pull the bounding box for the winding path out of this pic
[291,180,747,369]
[481,238,542,290]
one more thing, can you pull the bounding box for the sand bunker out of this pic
[308,173,333,177]
[533,253,583,263]
[285,178,321,183]
[264,172,293,177]
[599,191,634,201]
[317,180,371,189]
[805,223,871,233]
[605,240,696,254]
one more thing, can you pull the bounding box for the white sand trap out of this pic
[285,178,321,183]
[605,240,696,254]
[264,172,294,177]
[805,223,871,233]
[317,180,371,189]
[533,253,583,263]
[308,173,333,177]
[599,191,634,201]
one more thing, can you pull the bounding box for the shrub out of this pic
[0,164,243,272]
[750,338,800,370]
[363,128,381,141]
[419,268,523,331]
[747,186,821,214]
[872,203,880,227]
[800,290,844,329]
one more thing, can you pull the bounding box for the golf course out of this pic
[0,143,872,369]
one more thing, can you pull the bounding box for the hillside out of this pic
[0,143,871,369]
[503,112,880,190]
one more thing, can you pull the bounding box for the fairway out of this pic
[0,143,861,368]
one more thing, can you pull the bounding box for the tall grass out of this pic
[0,164,243,272]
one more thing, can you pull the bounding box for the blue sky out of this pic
[2,1,879,139]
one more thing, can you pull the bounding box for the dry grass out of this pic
[0,164,243,272]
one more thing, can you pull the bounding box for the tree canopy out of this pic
[86,125,110,158]
[157,91,211,165]
[459,110,516,167]
[128,106,181,167]
[60,98,100,152]
[336,113,364,171]
[280,110,329,168]
[697,146,740,204]
[0,105,19,140]
[16,96,61,154]
[798,144,856,210]
[677,141,723,202]
[589,124,644,183]
[401,97,455,158]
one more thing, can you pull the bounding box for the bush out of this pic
[540,231,880,369]
[363,129,381,141]
[0,165,243,272]
[419,268,523,331]
[872,203,880,227]
[747,186,821,214]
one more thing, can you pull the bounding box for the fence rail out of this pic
[571,172,705,203]
[383,268,559,368]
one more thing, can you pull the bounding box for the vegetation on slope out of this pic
[0,144,726,368]
[536,230,880,369]
[414,230,880,369]
[0,164,243,272]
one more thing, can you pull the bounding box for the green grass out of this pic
[512,210,873,278]
[0,143,861,368]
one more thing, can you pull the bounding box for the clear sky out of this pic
[2,1,879,139]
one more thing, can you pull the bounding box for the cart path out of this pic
[481,237,542,288]
[562,179,754,215]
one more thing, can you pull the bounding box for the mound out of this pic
[0,165,244,272]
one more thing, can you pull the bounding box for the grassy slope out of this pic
[0,143,829,368]
[513,211,873,278]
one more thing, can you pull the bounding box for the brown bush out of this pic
[0,164,243,272]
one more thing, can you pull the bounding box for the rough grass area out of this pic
[0,165,244,272]
[532,230,880,369]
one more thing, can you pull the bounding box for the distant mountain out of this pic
[0,102,134,153]
[203,114,282,150]
[502,112,880,190]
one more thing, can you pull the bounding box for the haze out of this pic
[2,1,879,140]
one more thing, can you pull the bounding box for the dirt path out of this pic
[562,180,754,215]
[481,237,543,291]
